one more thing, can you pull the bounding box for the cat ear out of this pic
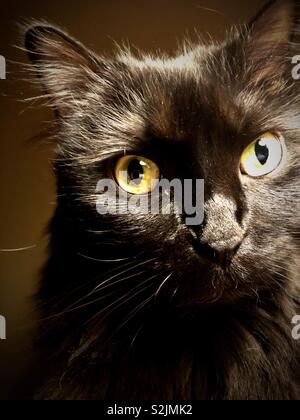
[247,0,299,45]
[246,0,300,76]
[25,24,101,116]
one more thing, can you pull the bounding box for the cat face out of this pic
[26,0,300,307]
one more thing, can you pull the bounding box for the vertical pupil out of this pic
[255,140,269,165]
[127,160,144,184]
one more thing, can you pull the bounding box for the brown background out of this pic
[0,0,265,399]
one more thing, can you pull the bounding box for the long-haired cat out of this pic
[25,0,300,400]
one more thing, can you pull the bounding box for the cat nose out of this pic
[204,234,244,254]
[197,234,243,268]
[198,216,245,267]
[193,193,246,267]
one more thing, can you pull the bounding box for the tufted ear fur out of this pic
[244,0,300,83]
[25,24,103,117]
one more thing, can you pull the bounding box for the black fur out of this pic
[25,0,300,400]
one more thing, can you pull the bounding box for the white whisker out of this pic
[0,245,37,252]
[93,257,156,292]
[155,273,174,300]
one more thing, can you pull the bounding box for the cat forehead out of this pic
[115,54,247,140]
[85,42,285,142]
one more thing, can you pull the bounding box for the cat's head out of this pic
[25,0,300,308]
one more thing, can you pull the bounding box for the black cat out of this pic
[25,0,300,400]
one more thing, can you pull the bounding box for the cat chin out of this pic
[172,289,251,309]
[168,263,252,308]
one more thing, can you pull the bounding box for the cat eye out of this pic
[240,133,284,178]
[114,155,160,194]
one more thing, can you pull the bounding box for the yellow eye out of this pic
[114,155,160,194]
[240,133,284,177]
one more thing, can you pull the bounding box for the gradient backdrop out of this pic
[0,0,265,399]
